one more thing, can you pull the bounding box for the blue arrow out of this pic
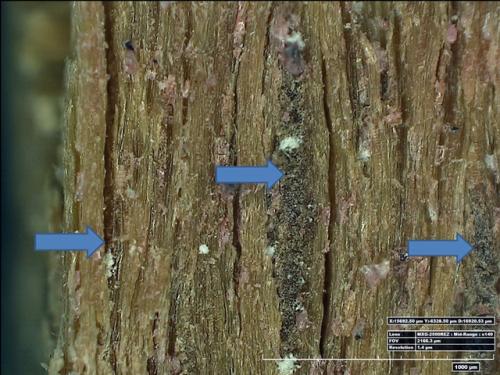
[408,233,473,262]
[35,226,104,257]
[215,160,284,189]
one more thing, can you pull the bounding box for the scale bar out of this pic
[262,357,495,361]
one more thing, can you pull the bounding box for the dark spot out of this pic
[353,320,365,340]
[380,70,389,100]
[399,252,409,262]
[289,108,303,123]
[445,123,460,133]
[124,40,134,51]
[282,41,305,77]
[284,42,301,63]
[270,74,314,354]
[147,356,157,375]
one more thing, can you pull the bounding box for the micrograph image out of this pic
[1,2,498,374]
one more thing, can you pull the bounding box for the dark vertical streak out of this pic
[103,3,120,373]
[232,188,242,337]
[229,2,247,339]
[260,4,274,96]
[166,219,181,359]
[167,288,179,356]
[103,3,117,259]
[466,187,498,374]
[181,6,192,127]
[319,57,335,359]
[147,312,159,375]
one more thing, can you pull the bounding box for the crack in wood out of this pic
[146,312,159,375]
[319,56,335,359]
[181,6,192,127]
[229,2,248,339]
[103,3,121,373]
[166,220,181,360]
[260,4,274,96]
[232,187,243,337]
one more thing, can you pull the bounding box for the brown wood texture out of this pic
[49,2,499,374]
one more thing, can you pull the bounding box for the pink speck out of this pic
[360,260,390,288]
[447,24,458,44]
[124,50,139,74]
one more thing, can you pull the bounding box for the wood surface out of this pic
[49,2,499,374]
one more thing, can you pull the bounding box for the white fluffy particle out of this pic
[279,137,302,152]
[265,245,275,257]
[484,154,497,173]
[198,244,209,255]
[428,206,438,222]
[285,32,305,50]
[358,147,371,161]
[126,187,138,199]
[277,354,299,375]
[104,253,115,278]
[360,260,390,288]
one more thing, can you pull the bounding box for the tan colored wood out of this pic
[50,2,499,374]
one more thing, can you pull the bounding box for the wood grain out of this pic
[49,2,499,374]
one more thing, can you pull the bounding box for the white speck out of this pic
[129,244,137,255]
[428,207,438,222]
[482,12,492,40]
[126,187,138,199]
[145,69,157,81]
[485,154,497,173]
[198,244,209,255]
[104,253,115,278]
[352,2,364,14]
[159,81,168,91]
[277,354,299,375]
[360,260,390,288]
[294,302,303,311]
[285,32,305,50]
[279,136,302,152]
[358,147,371,161]
[265,245,275,257]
